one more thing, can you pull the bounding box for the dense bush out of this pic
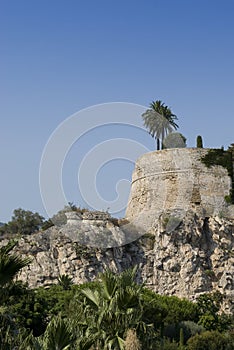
[187,330,229,350]
[164,321,204,343]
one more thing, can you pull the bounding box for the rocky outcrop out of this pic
[148,211,234,313]
[4,210,233,313]
[2,148,233,313]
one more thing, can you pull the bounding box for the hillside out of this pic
[2,147,234,313]
[3,207,232,314]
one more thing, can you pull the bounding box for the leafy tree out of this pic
[141,288,198,348]
[142,100,179,150]
[142,289,198,326]
[3,282,48,336]
[197,292,231,332]
[0,209,44,236]
[4,283,81,338]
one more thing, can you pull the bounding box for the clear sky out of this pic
[1,0,234,222]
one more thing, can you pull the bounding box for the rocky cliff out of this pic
[4,209,232,313]
[2,148,234,313]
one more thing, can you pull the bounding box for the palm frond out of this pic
[0,240,18,254]
[44,315,75,350]
[142,100,179,147]
[81,288,100,308]
[0,250,31,287]
[118,266,138,289]
[100,270,118,300]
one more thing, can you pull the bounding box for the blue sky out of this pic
[1,0,234,222]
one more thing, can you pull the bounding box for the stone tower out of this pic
[126,148,234,231]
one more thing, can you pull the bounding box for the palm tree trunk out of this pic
[161,129,165,150]
[157,138,160,150]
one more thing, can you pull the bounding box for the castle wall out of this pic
[126,148,232,228]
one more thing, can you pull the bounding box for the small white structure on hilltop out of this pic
[65,211,82,225]
[65,210,111,226]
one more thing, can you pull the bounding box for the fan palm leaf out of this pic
[0,240,31,290]
[43,315,75,350]
[99,270,118,300]
[81,288,100,309]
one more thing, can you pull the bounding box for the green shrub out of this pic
[163,339,180,349]
[187,330,228,350]
[164,321,204,343]
[225,195,232,204]
[201,148,234,203]
[204,269,216,278]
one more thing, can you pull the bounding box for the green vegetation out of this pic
[187,330,234,350]
[201,147,234,203]
[57,274,74,290]
[196,135,203,148]
[0,203,91,236]
[225,195,232,204]
[0,208,44,236]
[0,240,31,288]
[142,100,179,150]
[1,240,233,349]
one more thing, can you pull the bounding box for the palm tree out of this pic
[75,267,153,350]
[57,274,73,290]
[0,240,31,289]
[142,100,179,150]
[20,315,76,350]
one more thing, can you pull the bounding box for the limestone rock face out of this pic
[126,148,232,232]
[2,148,234,313]
[3,211,233,313]
[147,212,234,313]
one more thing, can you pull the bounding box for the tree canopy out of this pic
[0,208,44,236]
[142,100,179,150]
